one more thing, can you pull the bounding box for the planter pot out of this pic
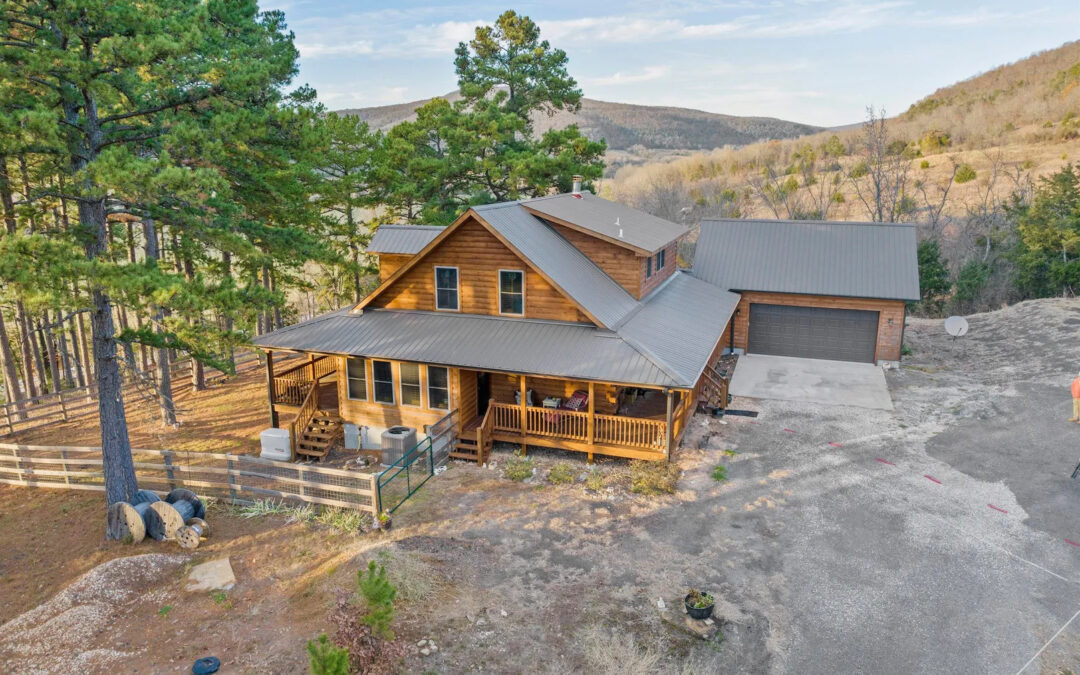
[684,593,714,621]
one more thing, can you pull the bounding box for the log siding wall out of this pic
[726,291,906,363]
[369,218,589,323]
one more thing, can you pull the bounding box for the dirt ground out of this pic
[3,297,1080,673]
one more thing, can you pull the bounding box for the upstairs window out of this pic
[372,360,394,404]
[499,270,524,315]
[435,266,459,311]
[427,366,449,410]
[346,357,367,401]
[399,363,421,407]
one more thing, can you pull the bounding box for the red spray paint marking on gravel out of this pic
[875,458,895,466]
[782,428,796,433]
[988,504,1008,514]
[1066,539,1080,548]
[924,474,942,484]
[828,442,843,447]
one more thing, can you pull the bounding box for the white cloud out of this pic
[586,65,672,86]
[295,40,374,58]
[318,85,410,109]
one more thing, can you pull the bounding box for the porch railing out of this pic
[487,402,667,452]
[287,366,333,458]
[271,355,334,406]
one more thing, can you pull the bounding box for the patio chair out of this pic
[544,390,589,425]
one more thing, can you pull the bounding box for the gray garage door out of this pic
[747,303,879,363]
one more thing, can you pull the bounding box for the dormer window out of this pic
[434,266,459,311]
[499,269,524,315]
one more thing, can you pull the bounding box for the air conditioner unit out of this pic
[380,426,417,466]
[260,428,291,462]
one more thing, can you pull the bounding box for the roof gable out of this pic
[522,192,689,254]
[693,219,920,301]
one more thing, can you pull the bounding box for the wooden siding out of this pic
[548,222,644,298]
[377,254,412,282]
[727,292,906,362]
[487,372,620,415]
[335,356,457,434]
[640,240,679,297]
[368,217,590,322]
[457,368,479,424]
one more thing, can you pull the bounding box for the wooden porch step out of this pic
[297,447,330,458]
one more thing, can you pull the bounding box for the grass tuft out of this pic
[548,462,574,485]
[629,460,680,495]
[503,450,534,482]
[711,464,728,482]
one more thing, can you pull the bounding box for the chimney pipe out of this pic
[571,175,583,196]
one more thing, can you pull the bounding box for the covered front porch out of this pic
[453,370,699,464]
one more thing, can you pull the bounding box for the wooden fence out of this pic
[0,443,380,514]
[0,350,277,437]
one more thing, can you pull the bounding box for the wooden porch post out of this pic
[265,350,279,428]
[519,375,528,456]
[664,388,674,460]
[587,381,595,464]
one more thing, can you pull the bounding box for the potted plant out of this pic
[684,589,714,620]
[375,510,392,531]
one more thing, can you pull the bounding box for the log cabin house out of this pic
[253,182,918,464]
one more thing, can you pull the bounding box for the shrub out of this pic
[920,160,931,169]
[548,462,574,484]
[307,634,349,675]
[503,450,534,481]
[358,561,396,640]
[918,129,951,155]
[954,164,977,183]
[630,460,680,495]
[849,161,869,179]
[711,464,728,482]
[585,469,605,491]
[325,561,405,674]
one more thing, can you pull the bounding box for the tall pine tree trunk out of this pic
[80,195,137,507]
[0,155,36,401]
[69,313,86,388]
[35,318,54,393]
[0,309,27,420]
[222,251,235,370]
[15,303,38,399]
[55,314,74,387]
[181,256,206,391]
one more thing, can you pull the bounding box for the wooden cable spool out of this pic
[176,517,210,550]
[165,488,206,520]
[146,499,194,541]
[106,491,161,543]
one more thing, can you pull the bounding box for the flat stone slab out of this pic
[659,604,721,641]
[729,353,893,410]
[185,557,236,592]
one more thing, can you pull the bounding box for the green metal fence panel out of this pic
[376,435,435,514]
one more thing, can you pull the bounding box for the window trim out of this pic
[645,255,653,279]
[656,249,666,271]
[371,359,395,405]
[426,365,450,411]
[398,362,422,408]
[345,357,368,402]
[434,265,460,312]
[497,269,525,316]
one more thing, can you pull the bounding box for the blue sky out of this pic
[264,1,1080,127]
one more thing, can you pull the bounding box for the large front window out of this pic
[427,366,449,410]
[435,266,459,311]
[372,360,394,404]
[499,269,524,315]
[346,357,367,401]
[399,363,421,407]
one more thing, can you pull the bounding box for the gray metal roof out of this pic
[522,192,688,253]
[368,224,446,254]
[619,272,741,385]
[474,202,639,329]
[253,308,678,387]
[693,219,920,301]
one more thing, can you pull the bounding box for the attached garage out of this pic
[747,303,879,363]
[691,218,921,365]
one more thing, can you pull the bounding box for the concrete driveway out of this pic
[729,353,893,410]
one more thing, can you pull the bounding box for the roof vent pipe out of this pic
[571,174,583,196]
[616,217,622,238]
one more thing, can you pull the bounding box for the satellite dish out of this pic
[944,316,969,338]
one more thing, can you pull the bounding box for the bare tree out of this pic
[914,160,959,238]
[849,107,913,222]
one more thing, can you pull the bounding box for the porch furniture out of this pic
[542,397,561,409]
[545,390,588,424]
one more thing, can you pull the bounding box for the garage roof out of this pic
[693,219,920,301]
[368,224,446,254]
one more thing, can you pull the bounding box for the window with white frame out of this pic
[435,266,459,311]
[399,363,421,406]
[372,360,394,404]
[427,366,449,410]
[346,357,367,400]
[498,270,524,315]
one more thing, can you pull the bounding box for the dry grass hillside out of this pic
[607,41,1080,224]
